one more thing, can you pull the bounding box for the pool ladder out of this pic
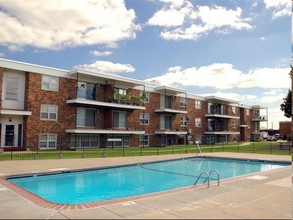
[194,169,220,188]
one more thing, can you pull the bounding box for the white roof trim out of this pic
[68,69,144,86]
[0,58,67,77]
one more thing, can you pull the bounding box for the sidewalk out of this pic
[0,152,291,219]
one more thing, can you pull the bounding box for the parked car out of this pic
[267,135,279,141]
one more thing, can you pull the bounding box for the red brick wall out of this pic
[144,92,160,146]
[24,73,76,150]
[279,121,291,137]
[186,99,207,143]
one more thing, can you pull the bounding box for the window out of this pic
[195,100,201,109]
[232,106,236,114]
[114,87,127,95]
[140,113,149,125]
[6,76,19,100]
[139,135,149,147]
[42,75,59,91]
[140,91,150,102]
[232,121,237,129]
[160,95,172,108]
[77,108,95,127]
[246,109,250,116]
[180,97,187,107]
[114,111,127,128]
[70,134,99,148]
[195,118,202,127]
[180,116,188,127]
[40,134,57,149]
[160,115,172,129]
[41,104,58,120]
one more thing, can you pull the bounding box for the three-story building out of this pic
[0,58,267,150]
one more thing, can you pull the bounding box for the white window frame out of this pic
[195,118,202,127]
[140,113,149,125]
[42,75,59,91]
[40,104,58,120]
[180,116,187,127]
[195,100,201,109]
[180,97,187,107]
[40,133,57,149]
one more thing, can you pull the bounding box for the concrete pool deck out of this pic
[0,152,291,219]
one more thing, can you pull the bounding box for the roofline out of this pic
[68,69,145,86]
[204,95,239,104]
[0,58,67,76]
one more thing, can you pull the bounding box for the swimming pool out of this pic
[7,157,290,205]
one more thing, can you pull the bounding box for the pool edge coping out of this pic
[0,156,291,210]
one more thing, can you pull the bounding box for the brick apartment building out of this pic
[0,58,267,150]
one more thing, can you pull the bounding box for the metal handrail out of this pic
[195,141,202,157]
[194,171,209,187]
[209,169,220,186]
[194,169,220,188]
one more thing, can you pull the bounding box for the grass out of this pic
[0,141,290,161]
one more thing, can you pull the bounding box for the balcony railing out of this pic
[252,115,267,121]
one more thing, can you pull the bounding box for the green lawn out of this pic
[0,141,290,161]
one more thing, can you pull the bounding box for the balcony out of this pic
[205,113,239,119]
[252,115,267,121]
[205,126,239,135]
[66,128,145,135]
[67,98,145,110]
[205,107,239,119]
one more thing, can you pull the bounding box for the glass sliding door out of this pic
[113,111,127,128]
[77,108,96,127]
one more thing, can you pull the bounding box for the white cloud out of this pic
[0,0,140,50]
[267,107,289,129]
[196,6,253,30]
[263,0,291,18]
[90,50,113,57]
[145,63,291,89]
[147,8,186,27]
[74,60,135,74]
[147,1,254,40]
[260,89,287,104]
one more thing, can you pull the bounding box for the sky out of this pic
[0,0,291,129]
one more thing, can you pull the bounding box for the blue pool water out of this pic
[8,157,289,205]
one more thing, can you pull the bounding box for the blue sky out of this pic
[0,0,291,129]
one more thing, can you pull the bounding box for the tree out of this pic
[280,89,292,118]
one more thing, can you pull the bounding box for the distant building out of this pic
[279,121,291,139]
